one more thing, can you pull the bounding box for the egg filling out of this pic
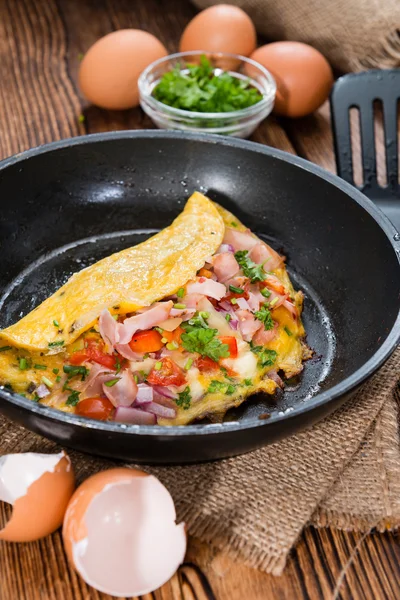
[0,193,310,425]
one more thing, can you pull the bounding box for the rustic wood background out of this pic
[0,0,399,598]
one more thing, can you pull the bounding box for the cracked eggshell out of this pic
[62,468,187,597]
[0,451,75,542]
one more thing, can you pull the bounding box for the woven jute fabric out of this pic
[193,0,400,72]
[0,347,399,575]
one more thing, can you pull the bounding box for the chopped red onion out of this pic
[36,384,50,398]
[217,243,234,253]
[114,406,156,425]
[153,385,176,399]
[135,383,153,404]
[228,315,239,331]
[153,393,176,409]
[143,402,177,419]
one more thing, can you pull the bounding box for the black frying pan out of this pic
[0,131,399,464]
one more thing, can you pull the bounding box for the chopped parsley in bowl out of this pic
[138,51,276,138]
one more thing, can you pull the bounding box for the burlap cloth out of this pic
[0,347,398,575]
[193,0,400,72]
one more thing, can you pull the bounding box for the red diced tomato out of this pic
[147,357,186,386]
[76,396,114,421]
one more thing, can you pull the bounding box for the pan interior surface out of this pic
[0,132,399,457]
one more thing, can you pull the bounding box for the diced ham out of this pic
[283,299,298,320]
[268,290,287,310]
[249,242,284,271]
[99,309,119,353]
[265,274,287,295]
[158,317,183,331]
[115,343,143,361]
[169,307,196,321]
[186,277,226,300]
[235,309,262,342]
[117,301,173,344]
[247,290,264,312]
[252,321,279,345]
[236,297,251,311]
[183,293,205,308]
[213,252,240,282]
[223,228,258,252]
[83,363,117,397]
[102,368,138,408]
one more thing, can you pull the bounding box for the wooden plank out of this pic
[0,1,399,599]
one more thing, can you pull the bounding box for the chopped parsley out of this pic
[52,368,59,374]
[65,389,80,406]
[229,285,244,294]
[260,288,271,298]
[0,346,12,352]
[56,376,61,383]
[234,250,266,283]
[104,378,120,387]
[250,344,278,368]
[48,340,64,348]
[32,393,40,403]
[176,386,192,410]
[53,319,60,328]
[208,380,237,395]
[152,55,262,113]
[244,378,253,386]
[181,327,229,361]
[284,326,293,337]
[34,364,47,371]
[231,221,238,227]
[177,287,185,298]
[254,304,274,330]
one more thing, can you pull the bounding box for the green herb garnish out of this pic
[260,288,271,298]
[269,297,279,307]
[231,221,238,227]
[234,250,266,283]
[176,386,192,410]
[208,380,237,395]
[229,285,244,294]
[177,288,185,298]
[152,55,262,113]
[66,389,80,406]
[225,314,231,322]
[181,327,229,362]
[244,378,253,386]
[32,393,40,403]
[48,340,64,348]
[19,358,28,371]
[53,319,60,328]
[250,344,278,368]
[133,375,139,384]
[254,304,274,330]
[42,376,53,389]
[154,361,162,370]
[173,303,186,310]
[184,358,193,370]
[56,376,61,383]
[0,346,12,352]
[284,326,293,337]
[63,365,89,381]
[52,368,59,375]
[104,378,120,387]
[34,364,47,371]
[230,298,237,305]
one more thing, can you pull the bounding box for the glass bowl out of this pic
[138,51,276,138]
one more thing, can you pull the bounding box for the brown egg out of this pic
[79,30,168,110]
[63,468,186,597]
[250,42,333,118]
[180,5,256,57]
[0,451,75,542]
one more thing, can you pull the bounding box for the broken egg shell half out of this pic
[0,451,75,542]
[62,467,187,597]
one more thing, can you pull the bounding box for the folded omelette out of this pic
[0,192,311,426]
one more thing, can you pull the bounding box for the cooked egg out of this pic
[62,468,186,597]
[79,29,168,110]
[0,451,74,542]
[250,42,333,117]
[180,5,256,57]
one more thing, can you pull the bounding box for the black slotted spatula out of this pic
[330,69,400,232]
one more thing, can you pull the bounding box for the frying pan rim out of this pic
[0,130,399,438]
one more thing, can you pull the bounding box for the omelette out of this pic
[0,192,311,426]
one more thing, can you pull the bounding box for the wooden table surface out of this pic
[0,0,399,598]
